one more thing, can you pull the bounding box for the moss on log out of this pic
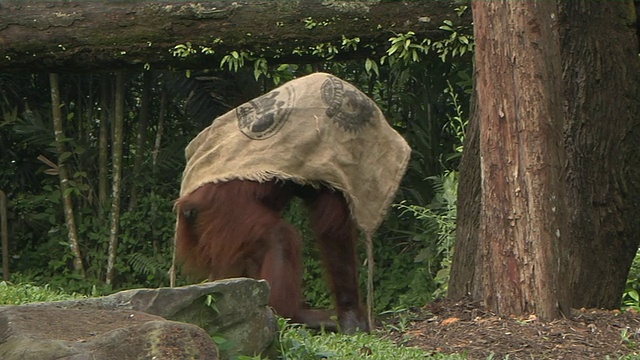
[0,0,470,72]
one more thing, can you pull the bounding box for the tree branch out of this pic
[0,0,470,72]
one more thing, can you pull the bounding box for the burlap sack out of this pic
[180,72,411,237]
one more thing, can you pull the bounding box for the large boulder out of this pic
[0,278,278,360]
[0,307,218,360]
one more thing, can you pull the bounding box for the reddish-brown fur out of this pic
[175,179,369,333]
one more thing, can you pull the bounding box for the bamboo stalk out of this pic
[49,73,86,277]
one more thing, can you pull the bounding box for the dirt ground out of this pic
[383,299,640,359]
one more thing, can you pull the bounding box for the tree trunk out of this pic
[152,87,167,254]
[448,88,480,299]
[561,1,640,309]
[0,0,469,72]
[152,88,167,173]
[50,73,86,277]
[450,0,640,315]
[98,75,110,209]
[105,72,125,285]
[128,72,152,212]
[0,189,9,281]
[474,0,569,320]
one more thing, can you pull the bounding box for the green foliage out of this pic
[371,71,469,310]
[274,318,462,360]
[395,171,458,301]
[443,80,469,164]
[205,293,220,314]
[623,250,640,312]
[170,42,197,58]
[618,354,640,360]
[341,36,360,52]
[370,238,433,311]
[384,31,431,66]
[116,193,176,286]
[368,173,459,312]
[621,327,639,351]
[283,198,333,308]
[434,15,474,62]
[378,307,423,334]
[221,50,251,72]
[8,188,176,295]
[383,13,472,67]
[1,71,193,294]
[2,12,477,319]
[169,12,474,87]
[0,281,85,305]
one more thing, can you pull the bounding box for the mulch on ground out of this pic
[384,299,640,359]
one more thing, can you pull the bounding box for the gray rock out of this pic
[0,307,218,360]
[0,278,278,360]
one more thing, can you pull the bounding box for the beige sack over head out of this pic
[180,72,411,236]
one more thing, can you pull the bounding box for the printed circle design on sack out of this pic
[321,76,375,133]
[236,86,295,140]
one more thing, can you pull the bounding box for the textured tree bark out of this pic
[128,71,152,212]
[98,75,110,209]
[451,0,640,315]
[105,72,125,285]
[152,88,166,173]
[0,189,8,281]
[0,0,469,72]
[448,88,480,299]
[50,73,86,277]
[457,1,570,320]
[561,1,640,309]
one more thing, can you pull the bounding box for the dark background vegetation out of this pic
[2,3,640,318]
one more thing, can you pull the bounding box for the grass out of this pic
[0,280,85,305]
[252,318,468,360]
[12,282,640,360]
[0,281,452,359]
[0,280,456,359]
